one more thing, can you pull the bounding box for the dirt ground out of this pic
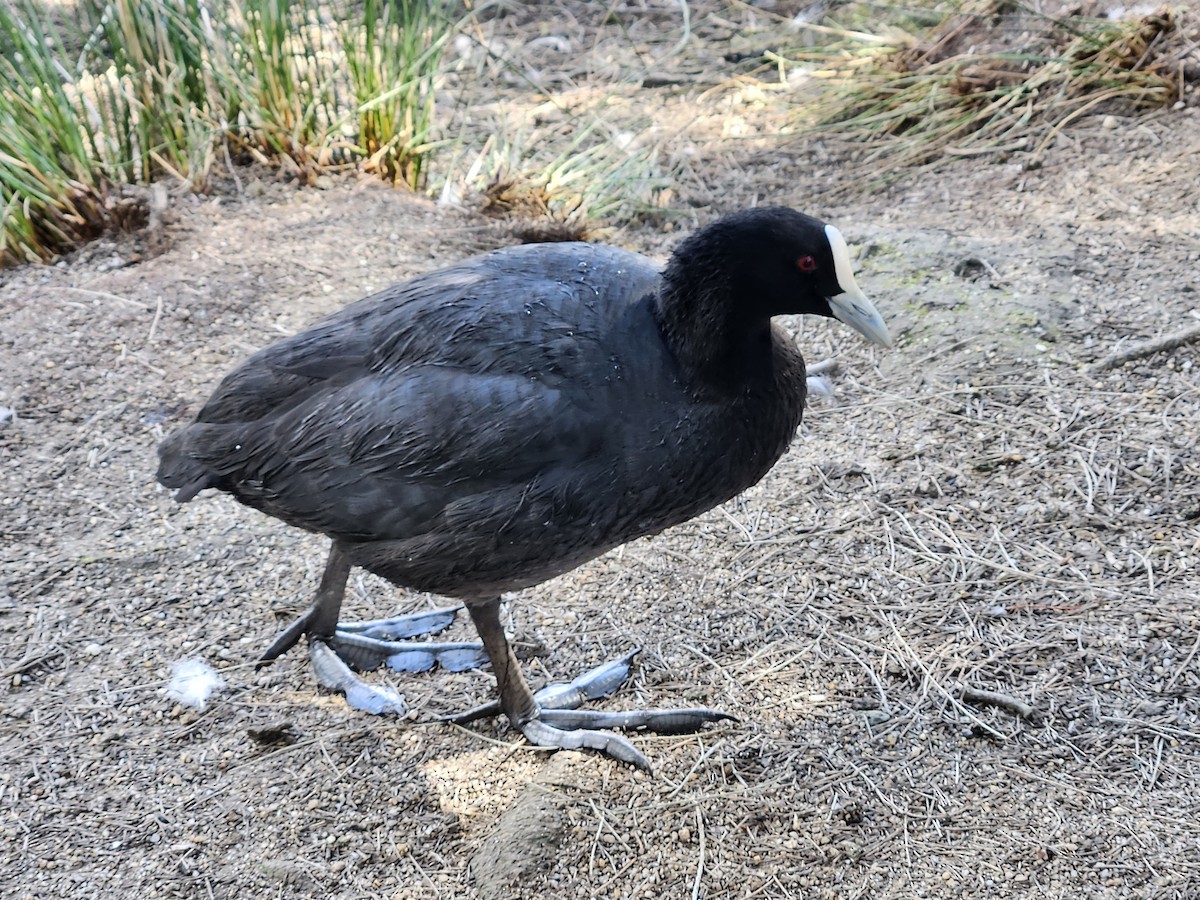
[3,3,1200,898]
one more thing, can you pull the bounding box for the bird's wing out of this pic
[192,243,658,423]
[207,362,615,542]
[181,243,668,540]
[191,263,498,424]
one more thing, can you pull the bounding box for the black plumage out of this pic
[158,207,891,768]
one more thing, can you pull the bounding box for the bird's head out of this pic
[667,207,893,350]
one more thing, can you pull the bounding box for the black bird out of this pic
[157,207,891,769]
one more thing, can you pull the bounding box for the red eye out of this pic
[796,255,817,273]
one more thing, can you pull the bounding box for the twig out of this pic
[690,806,706,900]
[784,14,900,45]
[1088,323,1200,372]
[960,685,1037,721]
[58,286,149,309]
[667,739,723,799]
[121,351,167,376]
[223,141,244,195]
[2,649,63,679]
[15,564,75,601]
[943,138,1029,156]
[670,0,691,59]
[316,736,344,780]
[147,295,164,343]
[1030,89,1130,163]
[1163,630,1200,693]
[147,182,169,244]
[877,614,1007,740]
[1099,716,1200,742]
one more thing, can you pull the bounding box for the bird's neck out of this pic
[654,264,772,391]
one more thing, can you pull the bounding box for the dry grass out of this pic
[785,2,1197,187]
[0,0,451,264]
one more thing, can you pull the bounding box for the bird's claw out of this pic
[519,718,652,772]
[536,707,737,735]
[263,605,483,713]
[446,649,734,768]
[310,641,407,715]
[257,611,311,668]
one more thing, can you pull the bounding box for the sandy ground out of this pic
[3,3,1200,898]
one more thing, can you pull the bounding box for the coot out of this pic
[158,207,891,769]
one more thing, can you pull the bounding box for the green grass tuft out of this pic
[0,0,455,264]
[0,1,109,262]
[342,0,449,188]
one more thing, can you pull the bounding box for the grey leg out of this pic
[258,542,351,665]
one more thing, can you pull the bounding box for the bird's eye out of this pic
[796,255,817,273]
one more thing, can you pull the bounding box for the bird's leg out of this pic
[256,542,484,715]
[466,597,539,724]
[258,542,351,664]
[463,599,733,771]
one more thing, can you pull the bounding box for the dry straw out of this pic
[783,1,1193,187]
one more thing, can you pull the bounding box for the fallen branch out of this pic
[960,685,1038,721]
[1088,322,1200,372]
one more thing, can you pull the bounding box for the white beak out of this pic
[824,225,893,349]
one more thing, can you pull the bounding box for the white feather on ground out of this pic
[165,659,225,710]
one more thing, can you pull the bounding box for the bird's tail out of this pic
[156,424,226,502]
